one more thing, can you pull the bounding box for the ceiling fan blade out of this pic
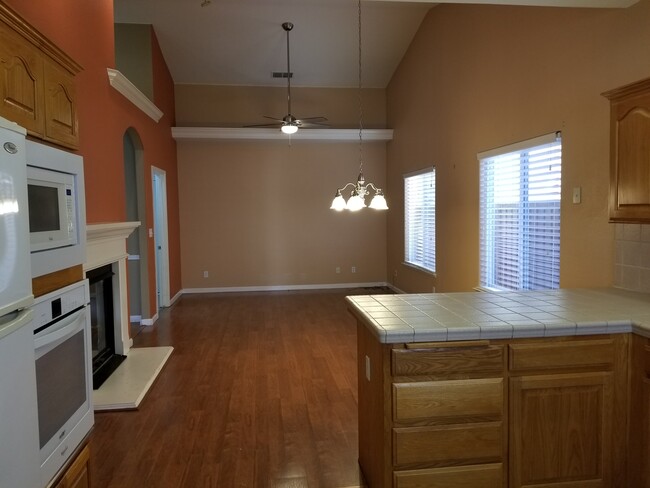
[298,121,330,128]
[243,122,283,128]
[297,116,328,122]
[262,115,285,122]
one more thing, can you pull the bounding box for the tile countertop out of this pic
[345,288,650,344]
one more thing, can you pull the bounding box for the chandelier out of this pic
[330,0,388,212]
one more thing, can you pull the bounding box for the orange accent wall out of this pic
[4,0,182,312]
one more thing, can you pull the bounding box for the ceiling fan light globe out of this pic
[281,124,298,134]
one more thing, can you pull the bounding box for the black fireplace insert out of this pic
[87,264,125,389]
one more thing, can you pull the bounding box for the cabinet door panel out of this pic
[393,378,503,422]
[394,422,502,467]
[510,372,612,488]
[394,463,503,488]
[616,107,650,206]
[0,24,44,134]
[43,58,78,149]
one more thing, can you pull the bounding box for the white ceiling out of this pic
[113,0,639,89]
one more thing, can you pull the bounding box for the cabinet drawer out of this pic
[393,378,503,422]
[393,422,502,467]
[393,342,504,376]
[394,463,503,488]
[509,339,615,373]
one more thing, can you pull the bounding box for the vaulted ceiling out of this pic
[113,0,639,89]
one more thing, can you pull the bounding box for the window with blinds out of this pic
[404,167,436,274]
[479,132,562,291]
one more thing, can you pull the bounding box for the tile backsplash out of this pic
[614,223,650,292]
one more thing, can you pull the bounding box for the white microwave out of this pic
[26,141,86,278]
[27,166,78,251]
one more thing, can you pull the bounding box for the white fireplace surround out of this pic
[84,221,140,356]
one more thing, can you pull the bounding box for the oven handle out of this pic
[34,307,86,352]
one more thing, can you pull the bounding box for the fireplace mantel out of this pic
[85,222,140,270]
[85,221,140,356]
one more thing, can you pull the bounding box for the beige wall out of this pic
[175,84,386,128]
[178,140,387,289]
[114,23,154,100]
[386,1,650,293]
[177,85,388,290]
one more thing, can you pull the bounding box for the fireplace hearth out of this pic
[88,264,125,389]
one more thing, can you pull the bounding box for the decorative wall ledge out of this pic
[107,68,163,122]
[171,127,394,142]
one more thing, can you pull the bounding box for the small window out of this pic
[404,167,436,274]
[479,132,562,291]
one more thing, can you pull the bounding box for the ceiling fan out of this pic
[246,22,328,134]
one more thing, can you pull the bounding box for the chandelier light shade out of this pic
[330,0,388,212]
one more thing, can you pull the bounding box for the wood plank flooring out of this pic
[89,288,387,488]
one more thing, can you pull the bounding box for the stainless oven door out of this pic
[34,305,92,475]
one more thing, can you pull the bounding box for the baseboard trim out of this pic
[141,312,159,326]
[169,289,183,306]
[181,282,390,295]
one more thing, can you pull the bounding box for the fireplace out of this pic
[84,222,140,394]
[88,264,125,389]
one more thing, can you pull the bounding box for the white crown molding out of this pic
[171,127,394,142]
[107,68,164,122]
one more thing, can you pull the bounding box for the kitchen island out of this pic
[347,288,650,488]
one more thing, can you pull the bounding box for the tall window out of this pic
[404,168,436,274]
[479,133,562,291]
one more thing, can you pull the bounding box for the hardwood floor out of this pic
[89,288,387,488]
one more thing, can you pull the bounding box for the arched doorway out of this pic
[123,128,150,327]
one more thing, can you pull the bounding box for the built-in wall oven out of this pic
[33,280,93,487]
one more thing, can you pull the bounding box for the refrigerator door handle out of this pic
[0,307,33,341]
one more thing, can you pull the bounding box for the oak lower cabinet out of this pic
[510,372,614,488]
[52,444,90,488]
[357,324,629,488]
[508,338,627,488]
[628,335,650,487]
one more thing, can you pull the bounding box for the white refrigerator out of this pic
[0,116,40,488]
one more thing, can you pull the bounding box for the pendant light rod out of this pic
[329,0,388,212]
[282,22,293,117]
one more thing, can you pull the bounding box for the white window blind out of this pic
[479,132,561,291]
[404,168,436,274]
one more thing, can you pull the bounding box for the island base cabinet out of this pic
[509,372,614,488]
[394,463,503,488]
[357,325,630,488]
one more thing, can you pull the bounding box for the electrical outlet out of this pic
[351,266,356,273]
[203,270,209,278]
[336,267,341,274]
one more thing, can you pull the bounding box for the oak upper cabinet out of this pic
[0,2,81,149]
[603,77,650,222]
[0,20,44,134]
[43,57,79,148]
[508,338,628,488]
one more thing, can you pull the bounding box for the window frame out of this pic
[478,132,562,291]
[403,166,436,276]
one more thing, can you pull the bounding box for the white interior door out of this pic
[152,167,170,308]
